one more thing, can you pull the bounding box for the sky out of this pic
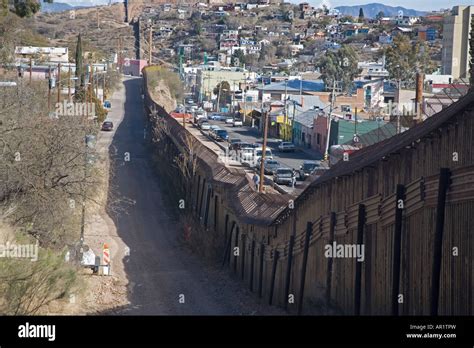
[58,0,465,12]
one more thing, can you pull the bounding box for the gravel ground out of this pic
[98,77,286,315]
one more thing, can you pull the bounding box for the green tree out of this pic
[375,11,385,20]
[384,35,435,86]
[358,8,364,22]
[13,0,40,17]
[317,45,360,93]
[213,81,231,108]
[74,34,84,101]
[232,49,245,67]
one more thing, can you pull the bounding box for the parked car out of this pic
[240,147,256,164]
[257,159,280,175]
[273,168,294,186]
[278,141,296,152]
[101,121,114,131]
[209,125,221,137]
[254,148,273,163]
[209,114,227,121]
[200,122,211,131]
[228,138,242,149]
[232,118,243,127]
[298,160,319,180]
[215,129,229,141]
[225,117,234,124]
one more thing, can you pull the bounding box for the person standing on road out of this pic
[253,173,260,190]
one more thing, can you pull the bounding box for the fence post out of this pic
[354,204,365,316]
[297,222,312,315]
[430,168,451,316]
[268,249,279,306]
[241,234,246,280]
[222,220,234,267]
[198,179,206,218]
[283,235,295,310]
[392,184,405,316]
[249,240,256,291]
[258,243,265,298]
[326,212,336,306]
[234,227,239,274]
[203,187,211,227]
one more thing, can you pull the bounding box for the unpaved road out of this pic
[105,77,284,315]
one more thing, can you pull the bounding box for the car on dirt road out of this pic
[101,121,114,131]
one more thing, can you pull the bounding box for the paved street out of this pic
[207,119,322,170]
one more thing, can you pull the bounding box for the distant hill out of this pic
[334,3,426,19]
[40,2,99,13]
[40,2,75,13]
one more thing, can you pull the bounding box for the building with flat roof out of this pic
[441,5,474,80]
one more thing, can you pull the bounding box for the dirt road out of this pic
[105,77,283,315]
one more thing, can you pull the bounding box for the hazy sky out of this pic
[59,0,465,12]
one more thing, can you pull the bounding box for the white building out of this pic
[15,46,69,64]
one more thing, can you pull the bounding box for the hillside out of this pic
[335,3,426,18]
[34,3,136,62]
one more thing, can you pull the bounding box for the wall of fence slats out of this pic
[144,73,474,315]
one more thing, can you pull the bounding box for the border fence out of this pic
[143,69,474,315]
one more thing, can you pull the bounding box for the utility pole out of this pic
[48,66,52,111]
[29,57,32,84]
[149,26,153,65]
[57,63,61,103]
[284,79,288,140]
[68,65,71,101]
[216,81,222,112]
[102,72,106,103]
[96,7,100,30]
[95,68,99,99]
[324,80,336,161]
[291,100,296,143]
[259,109,269,193]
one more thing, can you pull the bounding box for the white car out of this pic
[225,118,234,124]
[233,119,243,127]
[200,122,211,131]
[278,142,296,152]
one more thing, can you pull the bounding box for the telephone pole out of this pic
[47,66,52,111]
[259,109,269,193]
[68,65,71,101]
[149,26,153,65]
[29,57,32,84]
[324,80,336,161]
[57,63,61,103]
